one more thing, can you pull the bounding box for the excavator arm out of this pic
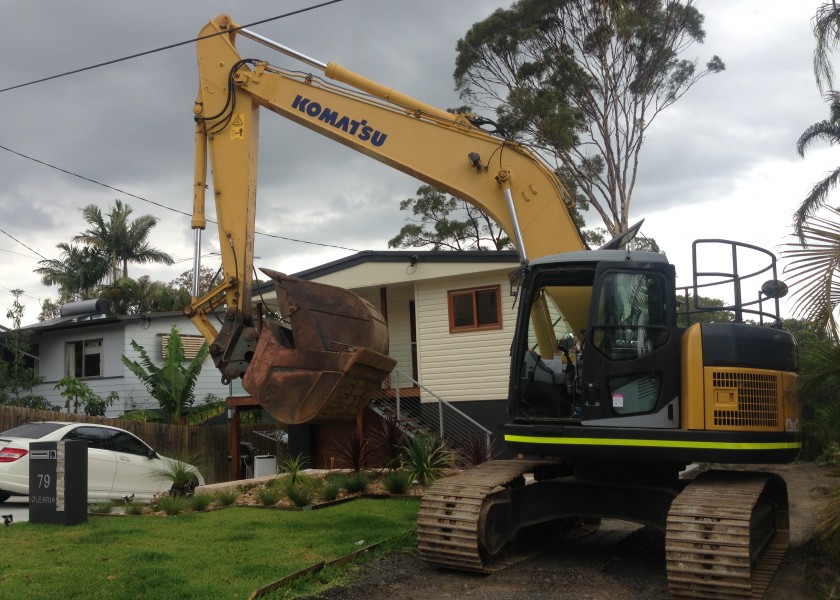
[186,14,586,423]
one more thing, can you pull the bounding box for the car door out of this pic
[60,426,117,499]
[106,429,168,500]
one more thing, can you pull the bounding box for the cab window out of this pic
[590,272,669,361]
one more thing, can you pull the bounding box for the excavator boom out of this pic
[187,14,584,424]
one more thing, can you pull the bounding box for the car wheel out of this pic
[0,492,11,503]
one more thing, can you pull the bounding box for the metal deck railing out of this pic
[368,369,492,450]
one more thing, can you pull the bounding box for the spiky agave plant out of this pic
[401,435,451,487]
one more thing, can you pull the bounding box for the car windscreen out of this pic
[0,422,67,439]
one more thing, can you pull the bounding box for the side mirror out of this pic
[761,280,789,299]
[147,449,159,459]
[557,333,576,353]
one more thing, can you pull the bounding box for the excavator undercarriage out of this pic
[418,460,789,599]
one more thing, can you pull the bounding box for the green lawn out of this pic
[1,498,419,600]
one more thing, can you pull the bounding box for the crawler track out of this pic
[665,471,789,599]
[417,459,552,573]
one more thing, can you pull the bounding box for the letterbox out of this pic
[29,440,88,525]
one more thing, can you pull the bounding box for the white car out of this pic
[0,422,205,502]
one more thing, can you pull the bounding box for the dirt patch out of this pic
[304,462,838,600]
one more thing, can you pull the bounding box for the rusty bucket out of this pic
[242,270,396,424]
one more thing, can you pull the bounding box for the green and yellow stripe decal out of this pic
[504,434,801,451]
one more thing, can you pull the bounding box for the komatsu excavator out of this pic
[187,15,801,598]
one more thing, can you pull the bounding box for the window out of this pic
[65,338,103,378]
[590,272,669,361]
[110,431,152,457]
[62,426,110,450]
[448,285,502,333]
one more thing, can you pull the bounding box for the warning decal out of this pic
[231,114,245,140]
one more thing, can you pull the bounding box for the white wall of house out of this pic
[354,283,416,387]
[415,271,516,403]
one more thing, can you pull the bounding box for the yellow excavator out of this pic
[186,15,801,598]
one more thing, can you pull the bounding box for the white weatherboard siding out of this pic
[383,284,415,386]
[415,272,515,403]
[353,284,415,386]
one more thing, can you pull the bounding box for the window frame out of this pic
[447,285,503,333]
[64,338,104,379]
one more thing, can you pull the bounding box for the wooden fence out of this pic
[0,405,287,485]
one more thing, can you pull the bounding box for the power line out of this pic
[0,246,42,260]
[0,1,344,94]
[0,227,47,260]
[0,144,361,254]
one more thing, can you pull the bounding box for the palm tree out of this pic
[73,199,173,284]
[783,208,840,341]
[795,97,840,240]
[796,4,840,240]
[812,2,840,94]
[35,242,109,298]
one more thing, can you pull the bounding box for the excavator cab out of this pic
[241,270,396,424]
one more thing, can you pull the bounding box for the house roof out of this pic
[255,249,520,295]
[293,249,520,279]
[15,310,185,335]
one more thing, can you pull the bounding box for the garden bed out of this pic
[89,468,433,516]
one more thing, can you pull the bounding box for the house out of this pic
[5,250,527,453]
[7,299,232,415]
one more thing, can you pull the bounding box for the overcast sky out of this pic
[0,0,835,325]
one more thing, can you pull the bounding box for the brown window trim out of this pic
[447,285,503,333]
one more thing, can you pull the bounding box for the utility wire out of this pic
[0,226,47,260]
[0,144,361,254]
[0,0,344,94]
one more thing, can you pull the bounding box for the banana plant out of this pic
[121,325,209,424]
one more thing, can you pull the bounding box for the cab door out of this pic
[580,262,681,426]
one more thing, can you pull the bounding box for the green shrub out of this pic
[214,489,239,506]
[320,479,342,502]
[343,471,370,494]
[190,493,214,512]
[401,435,451,487]
[383,470,413,495]
[124,501,146,516]
[156,495,191,515]
[257,486,283,507]
[155,453,202,497]
[279,453,311,487]
[89,501,115,514]
[285,483,314,508]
